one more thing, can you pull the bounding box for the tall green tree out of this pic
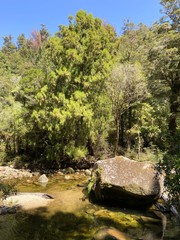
[114,21,155,153]
[132,0,180,198]
[0,51,23,157]
[23,11,116,164]
[2,35,16,54]
[149,25,180,135]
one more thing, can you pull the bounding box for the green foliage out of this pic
[119,22,150,65]
[0,9,179,201]
[159,131,180,198]
[2,35,17,55]
[160,0,180,31]
[87,177,95,195]
[18,68,46,107]
[126,146,164,163]
[23,10,116,164]
[127,103,166,147]
[161,153,180,198]
[0,181,17,199]
[148,22,180,135]
[107,62,147,154]
[147,8,180,196]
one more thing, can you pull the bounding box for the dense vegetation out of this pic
[0,1,179,196]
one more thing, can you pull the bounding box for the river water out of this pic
[0,172,179,240]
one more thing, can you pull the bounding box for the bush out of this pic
[0,181,17,199]
[125,146,164,163]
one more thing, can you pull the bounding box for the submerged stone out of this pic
[94,227,130,240]
[3,192,54,210]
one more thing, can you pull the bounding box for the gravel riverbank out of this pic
[0,166,33,180]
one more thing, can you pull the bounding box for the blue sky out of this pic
[0,0,162,46]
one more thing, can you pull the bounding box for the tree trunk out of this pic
[127,107,132,150]
[120,113,126,147]
[169,82,179,135]
[87,138,94,156]
[114,116,120,155]
[13,119,17,155]
[128,106,132,129]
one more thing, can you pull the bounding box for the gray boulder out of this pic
[90,156,164,208]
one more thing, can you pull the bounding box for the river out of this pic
[0,172,179,240]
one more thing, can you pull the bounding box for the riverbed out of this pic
[0,172,179,240]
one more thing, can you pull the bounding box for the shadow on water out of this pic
[0,206,127,240]
[0,205,170,240]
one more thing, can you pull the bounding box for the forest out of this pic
[0,0,179,197]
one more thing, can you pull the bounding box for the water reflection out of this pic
[39,181,48,188]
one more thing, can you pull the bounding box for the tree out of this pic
[146,0,180,199]
[107,63,147,154]
[40,24,50,42]
[19,11,116,165]
[2,35,16,54]
[0,55,23,157]
[117,20,151,66]
[27,25,49,51]
[158,1,180,135]
[149,22,180,135]
[160,0,180,31]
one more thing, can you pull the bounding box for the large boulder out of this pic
[90,156,164,208]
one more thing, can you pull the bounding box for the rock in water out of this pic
[94,227,130,240]
[38,174,49,183]
[90,156,164,208]
[3,193,54,210]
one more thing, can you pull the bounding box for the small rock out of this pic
[85,169,91,176]
[38,174,49,183]
[33,172,40,177]
[0,206,17,215]
[6,207,16,214]
[64,175,71,180]
[65,167,75,174]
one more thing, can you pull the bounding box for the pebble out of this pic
[64,175,71,180]
[85,169,91,176]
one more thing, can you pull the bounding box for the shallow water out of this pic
[0,173,179,240]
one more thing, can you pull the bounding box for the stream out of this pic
[0,172,179,240]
